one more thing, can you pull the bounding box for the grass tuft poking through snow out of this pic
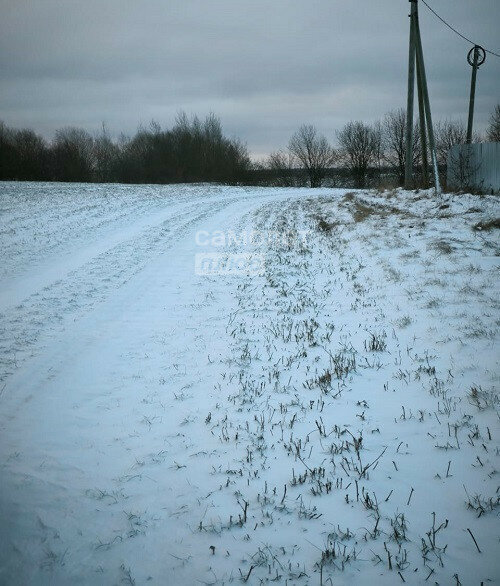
[0,182,498,585]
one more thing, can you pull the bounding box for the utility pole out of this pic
[416,50,428,185]
[404,0,440,195]
[466,45,486,144]
[404,0,417,189]
[414,12,441,195]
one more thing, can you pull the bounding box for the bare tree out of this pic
[435,119,481,166]
[266,149,296,186]
[93,123,119,182]
[382,108,421,185]
[371,119,384,186]
[288,124,336,188]
[13,129,48,180]
[0,122,48,180]
[0,122,16,179]
[487,103,500,142]
[51,127,95,181]
[337,121,379,188]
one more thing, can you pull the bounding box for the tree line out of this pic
[0,104,498,187]
[0,113,251,184]
[262,103,500,189]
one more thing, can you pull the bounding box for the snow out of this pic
[0,181,498,585]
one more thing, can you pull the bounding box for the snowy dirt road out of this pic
[0,183,498,585]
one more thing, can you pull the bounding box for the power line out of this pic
[420,0,500,58]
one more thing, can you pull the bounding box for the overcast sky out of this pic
[1,0,499,158]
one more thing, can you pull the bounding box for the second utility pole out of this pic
[466,45,486,144]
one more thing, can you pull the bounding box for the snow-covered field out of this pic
[0,181,498,585]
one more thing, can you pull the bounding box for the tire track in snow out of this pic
[0,191,261,382]
[0,184,232,286]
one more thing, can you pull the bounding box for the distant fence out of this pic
[447,142,500,194]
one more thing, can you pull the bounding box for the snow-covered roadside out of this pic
[0,183,498,585]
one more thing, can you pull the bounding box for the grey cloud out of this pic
[0,0,499,157]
